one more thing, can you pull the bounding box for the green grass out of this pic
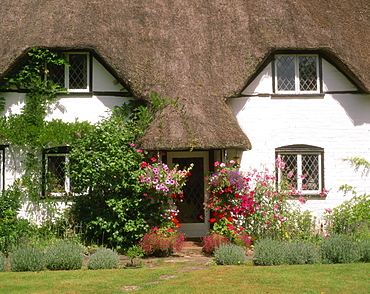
[0,261,369,293]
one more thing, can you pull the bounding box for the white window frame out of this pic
[45,152,71,196]
[276,145,324,195]
[275,54,320,94]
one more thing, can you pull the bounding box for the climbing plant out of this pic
[0,48,93,218]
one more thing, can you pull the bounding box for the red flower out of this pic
[209,218,217,223]
[141,162,148,168]
[227,217,234,222]
[150,157,157,162]
[171,193,177,198]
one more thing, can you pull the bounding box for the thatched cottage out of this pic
[0,0,369,236]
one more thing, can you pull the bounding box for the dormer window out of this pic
[48,52,90,92]
[275,54,319,94]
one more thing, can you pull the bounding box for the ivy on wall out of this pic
[0,48,94,216]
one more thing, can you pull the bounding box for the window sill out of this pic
[271,93,325,99]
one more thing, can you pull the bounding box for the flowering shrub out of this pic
[139,160,192,199]
[202,232,229,254]
[139,160,193,228]
[139,227,185,257]
[204,159,320,242]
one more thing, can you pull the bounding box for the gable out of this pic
[241,53,359,96]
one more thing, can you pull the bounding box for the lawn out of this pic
[1,261,369,293]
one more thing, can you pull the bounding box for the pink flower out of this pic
[324,233,331,238]
[137,149,143,153]
[130,143,135,147]
[273,213,279,219]
[226,224,235,230]
[266,221,271,226]
[77,133,81,137]
[214,161,220,167]
[220,169,226,173]
[320,188,329,197]
[220,163,226,167]
[298,196,306,204]
[288,171,294,178]
[279,216,286,222]
[275,157,286,169]
[273,205,279,211]
[300,174,307,179]
[153,227,159,232]
[325,208,333,214]
[229,160,235,164]
[167,228,174,233]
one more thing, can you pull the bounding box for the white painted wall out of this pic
[229,58,370,219]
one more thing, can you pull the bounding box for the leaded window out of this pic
[47,52,90,92]
[276,145,324,195]
[275,54,319,94]
[44,147,73,195]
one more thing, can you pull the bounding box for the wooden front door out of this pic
[167,151,210,237]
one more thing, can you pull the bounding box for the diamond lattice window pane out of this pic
[69,54,88,89]
[47,63,65,86]
[302,154,319,190]
[47,156,66,191]
[276,56,295,91]
[173,157,204,223]
[299,56,318,91]
[280,154,298,189]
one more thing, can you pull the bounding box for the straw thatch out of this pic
[0,0,369,150]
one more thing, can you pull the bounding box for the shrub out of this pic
[321,234,360,264]
[139,227,185,257]
[326,193,370,242]
[202,232,229,254]
[358,239,370,262]
[124,245,145,266]
[285,241,320,265]
[45,240,84,270]
[87,248,120,270]
[214,243,246,265]
[253,238,286,266]
[10,246,45,272]
[0,252,7,272]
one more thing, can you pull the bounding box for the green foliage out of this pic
[321,235,360,264]
[326,194,370,242]
[124,245,145,266]
[358,239,370,262]
[253,238,286,266]
[87,248,120,270]
[285,241,320,265]
[69,95,172,249]
[45,240,84,270]
[10,246,45,272]
[214,243,246,265]
[344,157,370,176]
[0,188,39,255]
[0,252,6,272]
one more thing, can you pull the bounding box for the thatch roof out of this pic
[0,0,369,150]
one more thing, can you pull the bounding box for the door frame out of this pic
[166,151,210,237]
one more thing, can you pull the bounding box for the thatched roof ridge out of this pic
[0,0,368,150]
